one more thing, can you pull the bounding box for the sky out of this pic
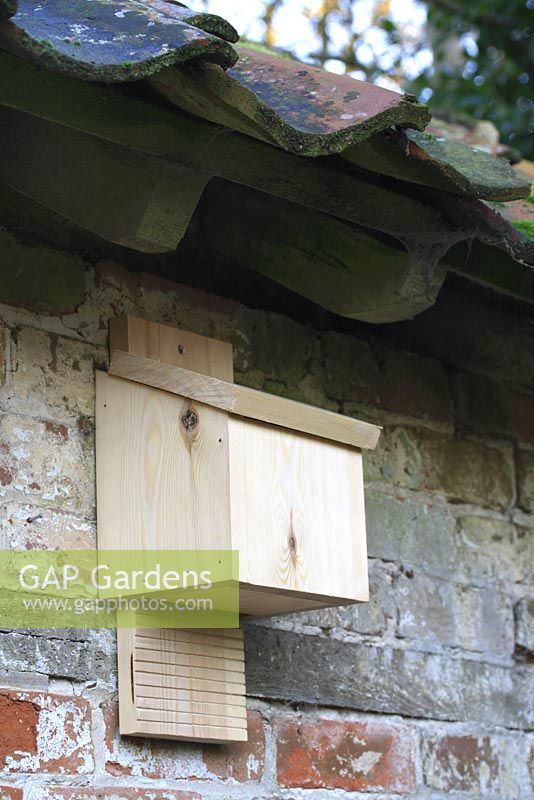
[187,0,432,92]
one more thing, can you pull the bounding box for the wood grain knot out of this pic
[181,409,199,431]
[288,511,298,566]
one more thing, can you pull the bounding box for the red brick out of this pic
[103,702,264,783]
[0,690,93,774]
[42,789,200,800]
[276,717,416,793]
[0,694,38,765]
[423,735,499,792]
[0,787,23,800]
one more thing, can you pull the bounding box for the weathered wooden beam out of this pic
[447,238,534,303]
[244,625,534,730]
[1,51,532,319]
[0,52,451,243]
[0,106,208,253]
[0,51,458,322]
[190,181,446,323]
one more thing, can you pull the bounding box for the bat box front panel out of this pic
[230,416,369,613]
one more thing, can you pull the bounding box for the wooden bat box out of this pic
[96,316,381,743]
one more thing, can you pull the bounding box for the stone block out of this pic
[323,332,452,424]
[245,626,534,729]
[287,560,398,636]
[397,572,514,656]
[457,516,521,584]
[380,428,515,509]
[0,229,86,315]
[365,491,458,577]
[455,371,534,447]
[518,451,534,512]
[515,598,534,654]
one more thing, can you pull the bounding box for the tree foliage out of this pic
[228,0,533,159]
[412,0,533,159]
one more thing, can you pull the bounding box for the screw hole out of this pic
[177,344,185,354]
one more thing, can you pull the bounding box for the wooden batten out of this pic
[108,349,381,450]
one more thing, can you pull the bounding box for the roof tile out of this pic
[0,0,238,81]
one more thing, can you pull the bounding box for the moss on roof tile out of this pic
[0,0,238,81]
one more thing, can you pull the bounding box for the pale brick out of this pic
[7,327,104,421]
[397,572,514,656]
[1,503,95,550]
[0,414,94,518]
[0,787,22,800]
[422,733,524,799]
[0,327,6,388]
[517,527,534,584]
[42,789,200,800]
[457,516,522,584]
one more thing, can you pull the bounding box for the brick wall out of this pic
[0,231,533,798]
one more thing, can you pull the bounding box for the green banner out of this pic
[0,550,239,629]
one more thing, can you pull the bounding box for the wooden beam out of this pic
[108,349,382,450]
[4,52,530,317]
[0,51,451,244]
[0,105,208,253]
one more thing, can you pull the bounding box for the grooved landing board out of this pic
[119,627,248,742]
